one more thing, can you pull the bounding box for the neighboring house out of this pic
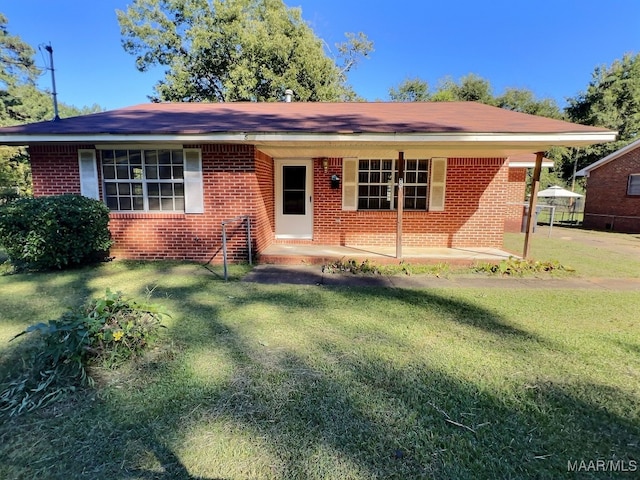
[577,138,640,233]
[0,102,615,263]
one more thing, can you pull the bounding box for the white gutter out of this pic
[0,131,617,146]
[243,132,617,145]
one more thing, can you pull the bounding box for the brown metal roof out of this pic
[0,101,613,135]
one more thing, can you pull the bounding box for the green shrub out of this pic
[0,194,113,271]
[1,289,167,416]
[0,189,20,205]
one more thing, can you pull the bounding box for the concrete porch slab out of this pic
[258,243,517,265]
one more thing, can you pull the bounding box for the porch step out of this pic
[258,245,515,266]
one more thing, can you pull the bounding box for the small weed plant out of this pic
[473,257,574,276]
[322,258,451,276]
[0,289,167,416]
[323,258,382,275]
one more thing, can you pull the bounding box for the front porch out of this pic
[258,243,516,266]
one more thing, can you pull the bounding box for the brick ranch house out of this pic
[577,138,640,233]
[0,102,615,263]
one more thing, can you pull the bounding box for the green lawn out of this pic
[504,228,640,278]
[1,259,639,479]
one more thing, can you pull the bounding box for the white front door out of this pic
[275,159,313,239]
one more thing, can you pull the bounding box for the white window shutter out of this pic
[184,148,204,213]
[429,157,447,211]
[78,149,99,200]
[342,157,358,211]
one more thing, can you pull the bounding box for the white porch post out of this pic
[396,151,404,259]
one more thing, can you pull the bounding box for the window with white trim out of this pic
[628,174,640,196]
[356,158,430,210]
[101,149,185,212]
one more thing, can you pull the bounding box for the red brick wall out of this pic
[106,144,266,262]
[29,143,269,263]
[310,157,508,248]
[254,150,275,254]
[29,144,94,196]
[583,148,640,233]
[504,168,527,232]
[29,143,511,260]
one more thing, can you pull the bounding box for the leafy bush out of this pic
[1,289,167,416]
[0,194,113,271]
[0,188,20,205]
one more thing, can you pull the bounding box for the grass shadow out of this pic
[1,268,638,478]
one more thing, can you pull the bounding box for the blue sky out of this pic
[3,1,640,111]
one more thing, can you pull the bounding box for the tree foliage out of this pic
[117,0,372,102]
[388,73,562,119]
[435,74,496,104]
[0,15,101,196]
[388,77,430,102]
[563,53,640,178]
[0,13,39,89]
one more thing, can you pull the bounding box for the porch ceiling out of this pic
[251,140,567,159]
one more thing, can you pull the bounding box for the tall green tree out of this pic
[0,14,101,197]
[563,53,640,179]
[1,12,41,127]
[117,0,372,102]
[1,13,40,197]
[0,13,38,89]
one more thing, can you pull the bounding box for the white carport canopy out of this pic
[537,185,583,198]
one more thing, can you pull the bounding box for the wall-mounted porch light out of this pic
[331,174,340,189]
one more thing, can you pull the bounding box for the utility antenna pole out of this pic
[43,43,60,121]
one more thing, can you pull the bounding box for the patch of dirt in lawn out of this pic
[547,226,640,257]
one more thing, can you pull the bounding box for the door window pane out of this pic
[283,191,305,215]
[283,166,306,190]
[283,166,306,215]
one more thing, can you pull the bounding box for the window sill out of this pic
[109,212,186,219]
[355,209,430,215]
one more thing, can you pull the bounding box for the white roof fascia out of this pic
[244,132,617,145]
[0,133,248,144]
[0,131,617,147]
[576,138,640,177]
